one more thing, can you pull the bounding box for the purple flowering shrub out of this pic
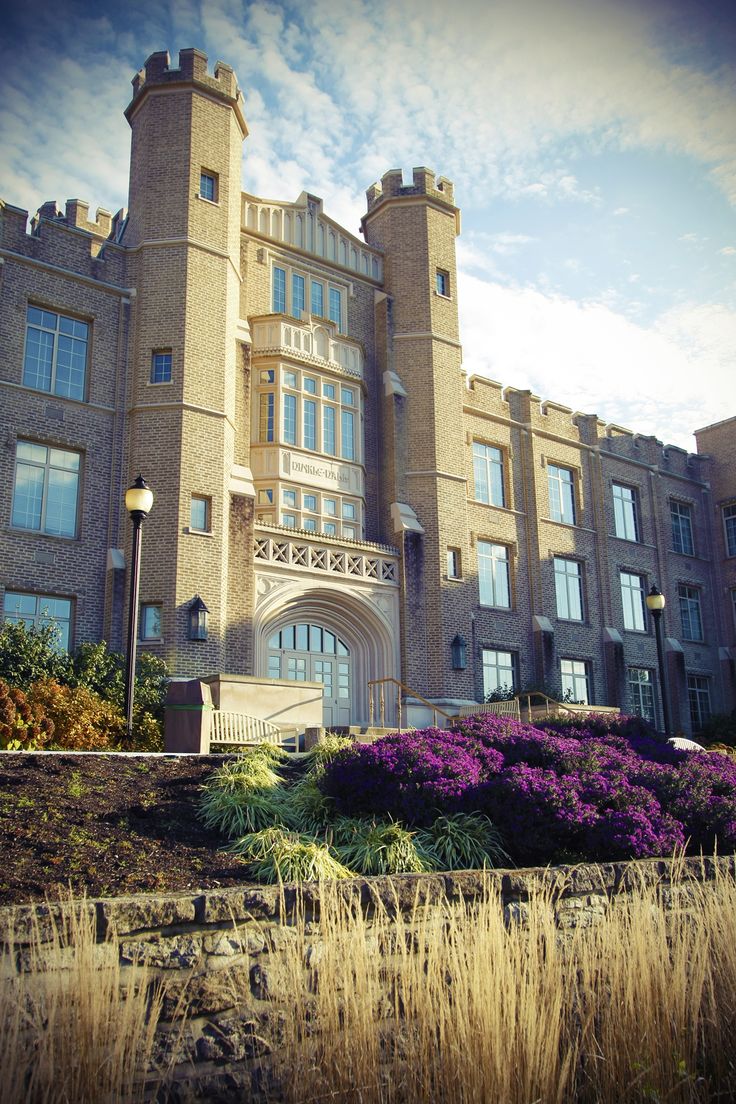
[319,713,736,864]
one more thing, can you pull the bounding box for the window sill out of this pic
[434,290,452,300]
[185,527,214,537]
[196,194,220,207]
[8,526,78,543]
[139,637,164,645]
[444,575,464,583]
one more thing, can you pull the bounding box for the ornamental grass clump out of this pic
[283,775,335,832]
[331,818,433,875]
[415,812,510,871]
[198,751,289,837]
[243,832,352,884]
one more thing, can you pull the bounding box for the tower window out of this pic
[151,350,172,384]
[199,171,217,202]
[436,269,450,297]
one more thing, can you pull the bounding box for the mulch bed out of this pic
[0,753,260,905]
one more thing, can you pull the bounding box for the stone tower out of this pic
[363,169,475,707]
[123,49,252,672]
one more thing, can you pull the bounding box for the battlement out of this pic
[365,167,455,211]
[126,48,246,133]
[27,200,124,243]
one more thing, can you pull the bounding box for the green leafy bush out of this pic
[332,818,433,875]
[0,622,71,690]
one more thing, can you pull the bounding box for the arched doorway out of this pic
[267,622,351,726]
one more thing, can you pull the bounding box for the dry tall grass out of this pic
[0,900,174,1104]
[268,867,736,1103]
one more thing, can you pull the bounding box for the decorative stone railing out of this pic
[251,316,363,378]
[254,529,398,585]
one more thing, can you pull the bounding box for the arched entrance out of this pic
[267,622,351,726]
[254,582,399,726]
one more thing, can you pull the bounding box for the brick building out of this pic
[1,49,734,736]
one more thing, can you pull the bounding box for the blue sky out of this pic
[1,0,734,449]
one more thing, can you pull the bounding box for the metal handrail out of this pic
[368,678,455,731]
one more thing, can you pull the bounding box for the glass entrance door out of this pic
[267,623,351,726]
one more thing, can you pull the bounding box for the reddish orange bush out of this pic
[0,678,54,750]
[26,680,124,751]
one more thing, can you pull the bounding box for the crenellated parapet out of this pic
[0,197,128,279]
[126,48,247,135]
[366,167,455,211]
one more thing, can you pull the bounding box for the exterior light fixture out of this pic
[123,475,153,743]
[451,633,467,670]
[645,584,671,737]
[188,595,209,641]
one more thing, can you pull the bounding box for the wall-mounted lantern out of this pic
[188,595,209,641]
[451,633,467,670]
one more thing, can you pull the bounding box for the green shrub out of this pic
[0,678,54,750]
[238,833,352,883]
[306,733,354,771]
[204,751,284,791]
[282,776,335,832]
[332,818,434,875]
[415,813,511,871]
[198,782,287,837]
[0,622,71,691]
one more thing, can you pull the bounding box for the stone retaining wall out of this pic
[3,856,735,1101]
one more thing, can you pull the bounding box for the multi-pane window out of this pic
[723,504,736,557]
[687,675,711,732]
[341,410,355,460]
[679,584,704,641]
[268,485,362,538]
[283,393,297,445]
[613,483,640,541]
[436,270,450,296]
[3,591,72,651]
[670,501,694,555]
[23,306,88,401]
[560,658,590,704]
[473,443,505,507]
[478,542,511,608]
[548,465,576,524]
[272,266,286,313]
[190,496,210,532]
[628,668,655,724]
[292,274,305,319]
[150,351,172,384]
[259,393,275,442]
[621,572,646,631]
[482,649,515,699]
[323,406,336,455]
[329,288,342,332]
[554,558,583,621]
[257,369,358,458]
[199,172,217,201]
[303,399,317,450]
[12,442,80,538]
[311,280,324,318]
[140,604,162,641]
[272,267,344,330]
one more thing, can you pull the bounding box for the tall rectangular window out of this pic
[140,604,162,641]
[560,659,590,704]
[292,274,305,319]
[554,558,583,621]
[613,483,640,541]
[670,501,694,555]
[548,464,575,524]
[3,591,72,651]
[259,393,274,442]
[482,649,515,699]
[436,270,450,296]
[473,443,505,507]
[329,288,342,331]
[12,441,80,538]
[341,410,355,460]
[478,542,511,608]
[272,267,286,313]
[303,399,316,450]
[687,675,711,732]
[311,280,324,317]
[447,548,462,578]
[150,351,172,384]
[190,495,210,532]
[621,571,646,631]
[23,306,88,401]
[323,406,336,455]
[628,668,655,724]
[199,172,217,201]
[283,393,297,446]
[723,504,736,557]
[679,584,703,641]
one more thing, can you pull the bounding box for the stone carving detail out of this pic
[254,533,399,586]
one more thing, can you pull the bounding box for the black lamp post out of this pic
[645,584,671,737]
[124,475,154,742]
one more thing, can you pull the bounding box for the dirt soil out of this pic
[0,753,263,905]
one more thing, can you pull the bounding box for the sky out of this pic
[1,0,734,450]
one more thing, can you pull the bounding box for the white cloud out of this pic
[457,267,734,449]
[720,246,736,256]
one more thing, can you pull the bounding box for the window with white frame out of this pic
[560,658,590,703]
[436,269,450,297]
[478,541,511,608]
[3,591,72,651]
[723,504,736,557]
[678,584,704,641]
[140,603,162,641]
[554,557,584,621]
[150,350,172,384]
[628,667,655,724]
[548,464,576,524]
[482,648,516,699]
[199,171,217,202]
[473,442,505,507]
[621,571,646,631]
[612,483,640,541]
[23,306,88,401]
[687,674,711,731]
[12,441,80,538]
[271,266,345,331]
[258,368,360,459]
[263,485,363,539]
[670,501,694,556]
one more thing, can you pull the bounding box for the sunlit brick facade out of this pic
[1,49,734,736]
